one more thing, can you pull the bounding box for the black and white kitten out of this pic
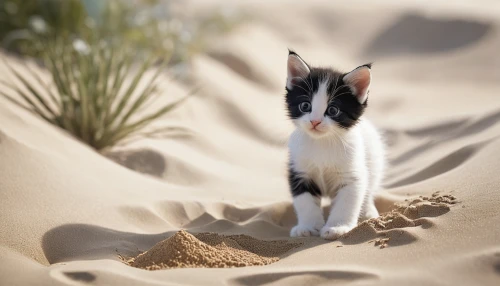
[285,50,385,240]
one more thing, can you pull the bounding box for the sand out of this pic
[1,0,500,285]
[127,193,455,270]
[127,230,301,270]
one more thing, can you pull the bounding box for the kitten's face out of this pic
[285,51,371,139]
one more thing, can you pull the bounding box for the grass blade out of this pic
[106,55,155,127]
[2,57,58,118]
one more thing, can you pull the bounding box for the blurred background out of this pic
[0,0,499,196]
[0,0,242,75]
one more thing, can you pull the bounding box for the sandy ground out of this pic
[1,0,500,285]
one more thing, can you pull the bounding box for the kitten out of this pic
[285,50,385,240]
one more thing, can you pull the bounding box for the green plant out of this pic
[0,38,190,150]
[0,0,87,54]
[1,0,244,68]
[0,0,242,150]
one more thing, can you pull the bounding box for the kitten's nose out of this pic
[310,120,322,128]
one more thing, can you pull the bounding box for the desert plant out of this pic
[1,0,243,68]
[0,0,241,150]
[0,37,190,150]
[0,0,87,54]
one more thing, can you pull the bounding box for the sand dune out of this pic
[364,13,492,57]
[1,0,500,285]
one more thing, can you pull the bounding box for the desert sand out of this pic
[1,0,500,285]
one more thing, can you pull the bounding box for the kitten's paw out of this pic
[290,224,323,237]
[361,209,379,221]
[320,225,353,240]
[361,204,379,221]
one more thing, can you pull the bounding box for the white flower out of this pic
[72,39,91,55]
[29,16,47,34]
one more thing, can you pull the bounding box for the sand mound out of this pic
[365,13,491,57]
[128,230,302,270]
[340,193,457,248]
[368,192,457,230]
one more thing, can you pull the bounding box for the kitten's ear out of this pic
[343,64,372,104]
[287,50,310,90]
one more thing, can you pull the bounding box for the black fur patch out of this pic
[285,54,369,129]
[288,166,322,197]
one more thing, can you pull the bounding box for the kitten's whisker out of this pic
[328,91,351,104]
[291,83,310,94]
[330,129,346,156]
[331,129,355,157]
[331,85,349,96]
[296,94,310,100]
[338,138,348,157]
[332,75,340,95]
[328,91,353,104]
[334,91,351,97]
[308,75,314,95]
[291,76,313,93]
[328,95,346,105]
[299,79,311,92]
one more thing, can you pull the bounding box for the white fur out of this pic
[290,193,325,237]
[310,80,329,123]
[288,80,385,240]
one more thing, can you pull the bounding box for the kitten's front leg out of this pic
[290,192,325,237]
[320,181,366,240]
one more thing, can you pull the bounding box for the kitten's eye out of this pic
[299,102,311,113]
[327,106,340,117]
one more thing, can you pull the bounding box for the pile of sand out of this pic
[339,193,458,248]
[128,230,302,270]
[367,192,457,231]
